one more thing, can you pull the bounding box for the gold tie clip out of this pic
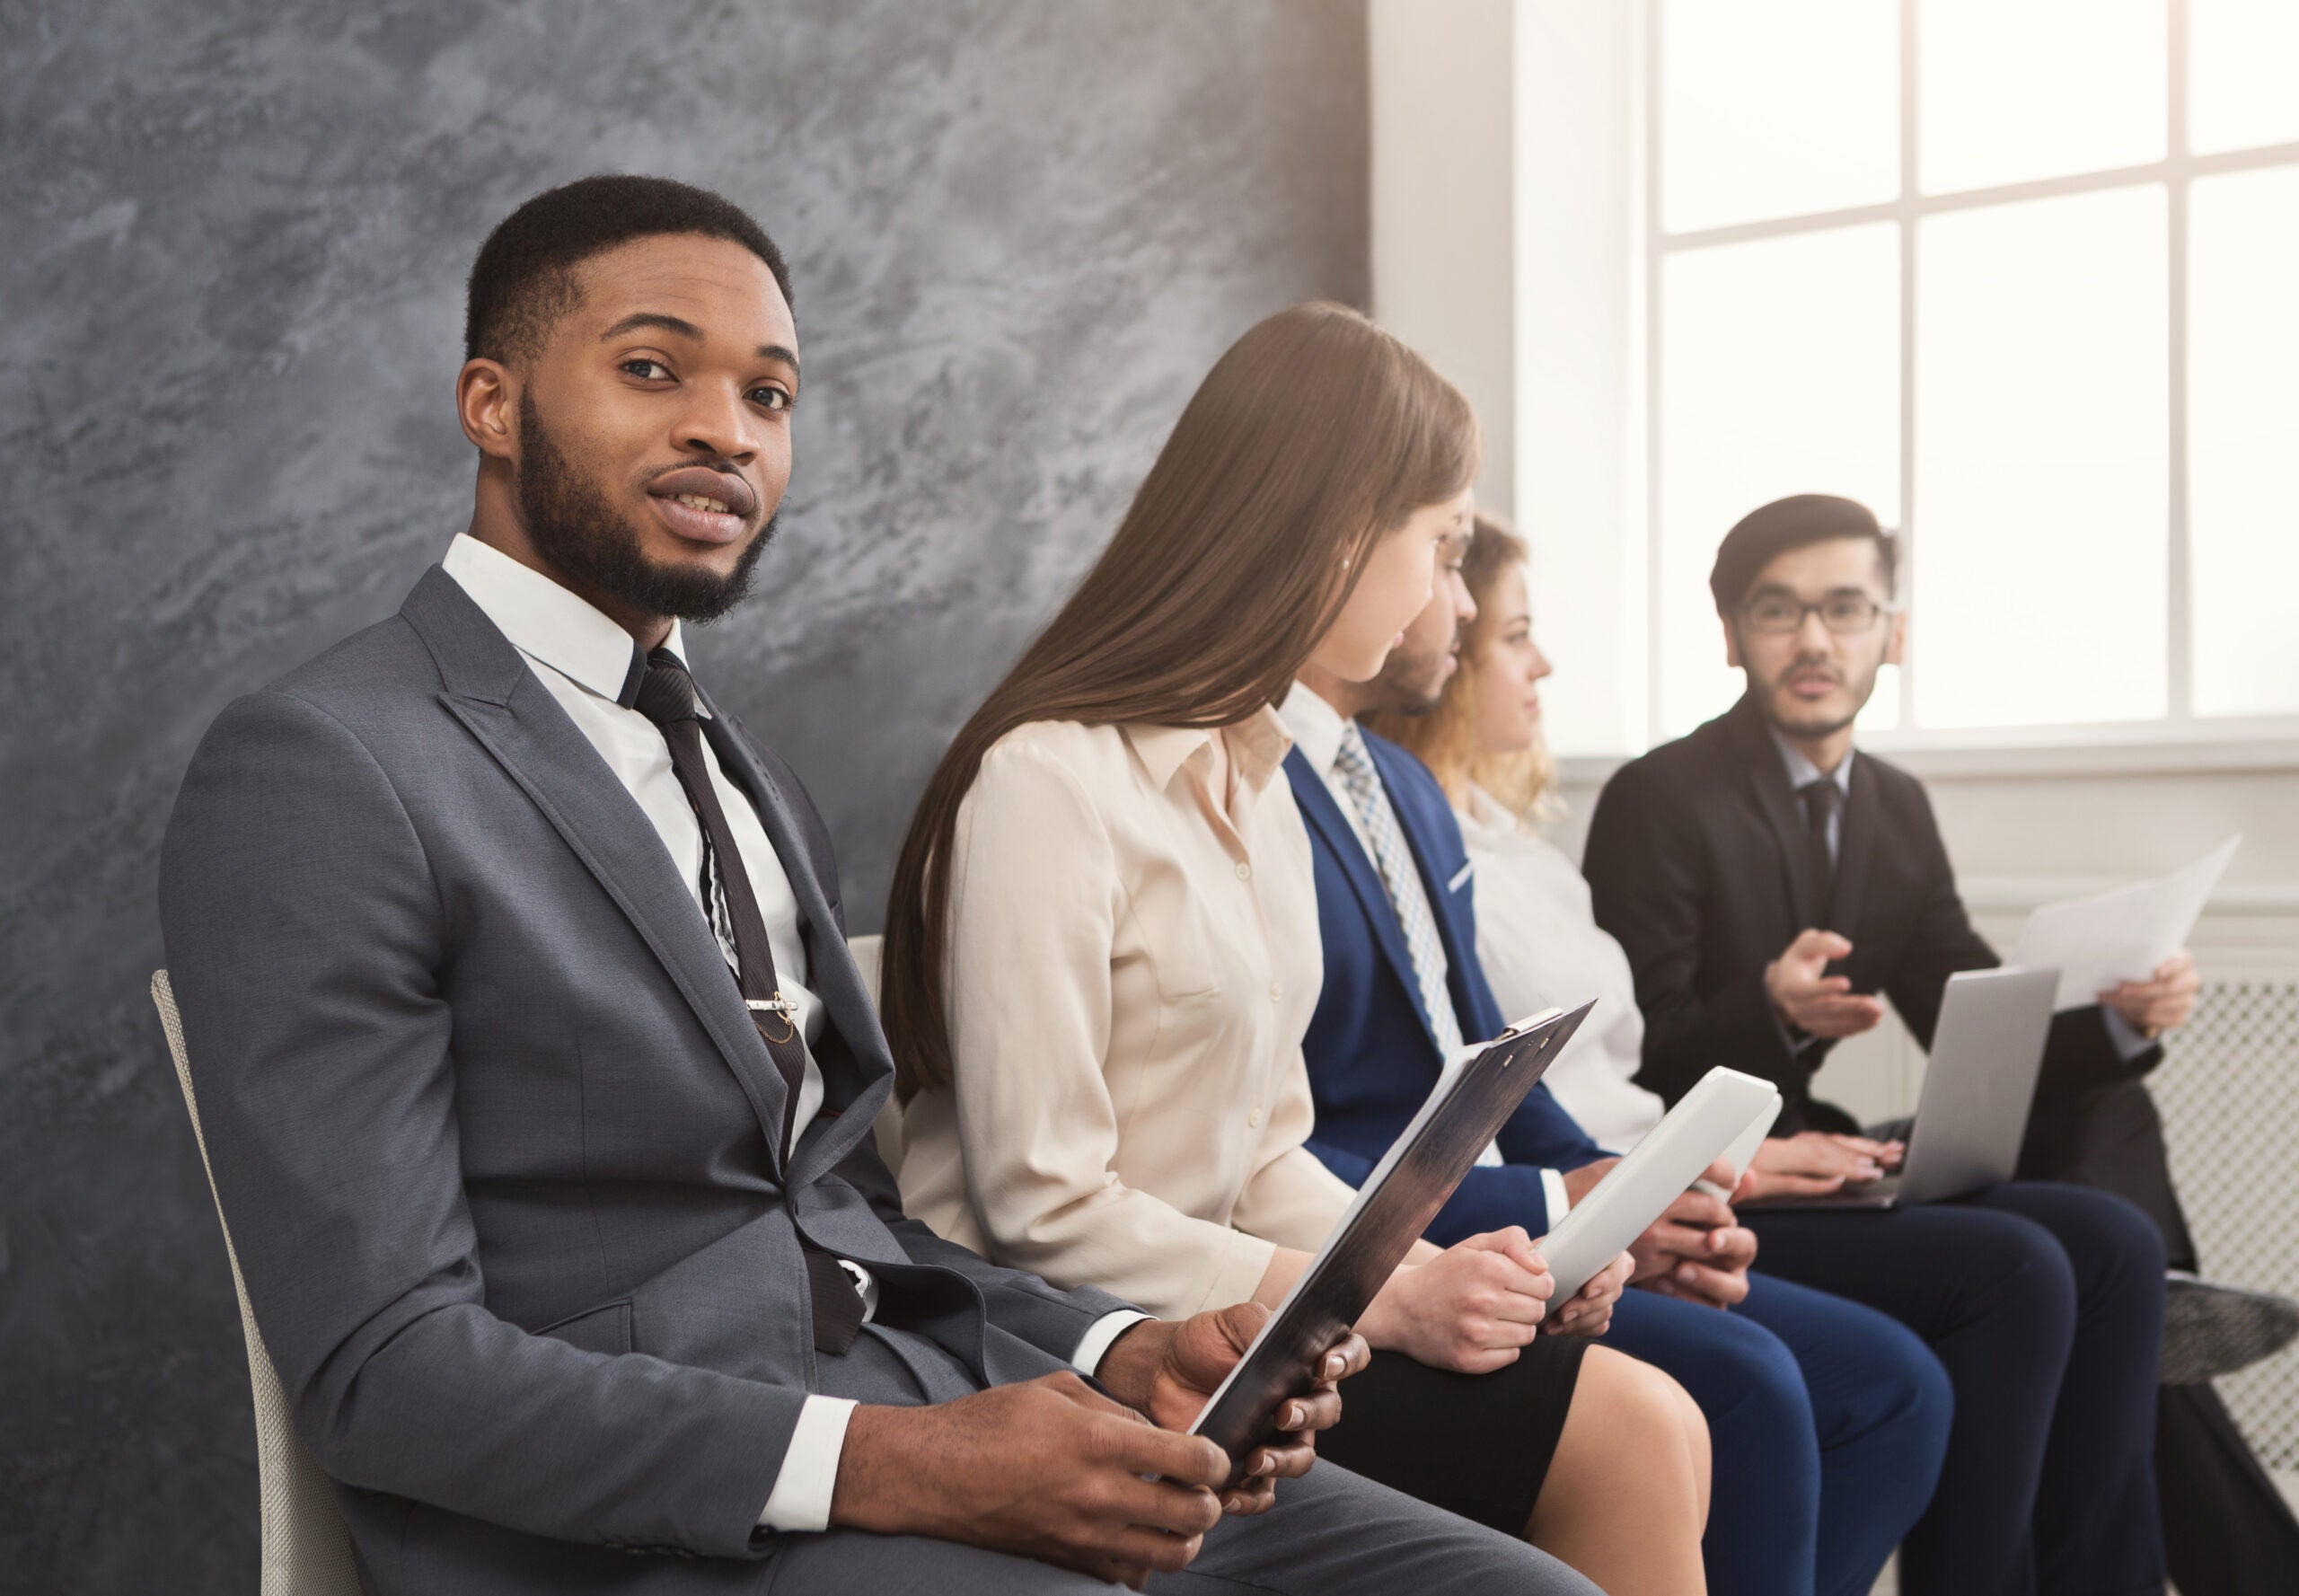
[746,993,797,1044]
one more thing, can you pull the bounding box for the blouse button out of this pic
[1248,1107,1264,1127]
[1268,983,1283,1003]
[1235,860,1253,881]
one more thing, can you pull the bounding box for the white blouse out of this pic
[1458,786,1666,1151]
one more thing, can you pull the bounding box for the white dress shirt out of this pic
[443,536,1140,1532]
[1276,683,1570,1217]
[1458,788,1663,1151]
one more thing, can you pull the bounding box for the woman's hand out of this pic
[1356,1227,1554,1372]
[1545,1249,1634,1338]
[1739,1131,1903,1202]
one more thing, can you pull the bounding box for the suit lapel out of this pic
[1282,747,1444,1054]
[699,700,892,1192]
[401,570,796,1165]
[1725,696,1828,929]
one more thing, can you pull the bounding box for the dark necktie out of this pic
[633,648,863,1355]
[1798,775,1842,895]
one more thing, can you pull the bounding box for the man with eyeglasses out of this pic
[1582,492,2299,1594]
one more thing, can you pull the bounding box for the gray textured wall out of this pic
[0,3,1368,1588]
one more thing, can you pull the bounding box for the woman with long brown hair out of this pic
[883,304,1709,1594]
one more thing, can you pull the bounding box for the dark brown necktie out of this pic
[1799,775,1842,897]
[633,647,863,1355]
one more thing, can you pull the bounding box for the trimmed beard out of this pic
[1755,651,1881,741]
[1765,699,1860,740]
[1368,639,1455,718]
[515,392,775,624]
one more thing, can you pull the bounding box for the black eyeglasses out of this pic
[1740,593,1895,636]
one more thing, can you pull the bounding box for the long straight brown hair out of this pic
[882,302,1479,1099]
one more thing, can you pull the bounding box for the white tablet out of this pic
[1539,1068,1782,1301]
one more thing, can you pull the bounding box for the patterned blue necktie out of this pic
[1332,724,1466,1061]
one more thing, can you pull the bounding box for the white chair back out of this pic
[151,970,365,1596]
[845,934,906,1176]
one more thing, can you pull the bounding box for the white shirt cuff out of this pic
[753,1307,1147,1532]
[756,1394,857,1533]
[1072,1309,1154,1376]
[1541,1168,1572,1228]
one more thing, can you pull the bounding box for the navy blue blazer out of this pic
[1288,727,1606,1245]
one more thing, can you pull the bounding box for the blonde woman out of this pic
[885,306,1707,1596]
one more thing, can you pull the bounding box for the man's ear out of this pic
[1884,607,1907,667]
[456,358,518,462]
[1721,613,1743,670]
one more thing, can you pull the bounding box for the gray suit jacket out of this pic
[158,567,1131,1593]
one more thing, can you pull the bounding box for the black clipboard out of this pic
[1187,1001,1593,1478]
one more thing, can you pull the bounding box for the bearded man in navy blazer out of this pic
[154,176,1601,1596]
[1281,533,1953,1596]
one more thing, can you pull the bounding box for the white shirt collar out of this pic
[441,533,692,708]
[1767,723,1854,797]
[1277,680,1351,777]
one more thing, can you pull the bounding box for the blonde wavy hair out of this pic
[1365,514,1562,829]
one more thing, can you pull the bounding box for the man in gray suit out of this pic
[158,175,1593,1594]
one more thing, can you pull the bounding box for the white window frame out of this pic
[1643,0,2299,770]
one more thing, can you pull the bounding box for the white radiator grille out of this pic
[2150,979,2299,1468]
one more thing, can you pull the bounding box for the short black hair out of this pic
[1709,493,1898,618]
[462,174,793,366]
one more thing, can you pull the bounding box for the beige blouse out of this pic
[898,712,1359,1320]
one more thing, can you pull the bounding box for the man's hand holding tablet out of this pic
[1186,1005,1593,1482]
[1098,1303,1369,1516]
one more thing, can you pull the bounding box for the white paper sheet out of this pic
[2006,836,2241,1012]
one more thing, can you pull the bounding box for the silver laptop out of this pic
[1751,965,2059,1212]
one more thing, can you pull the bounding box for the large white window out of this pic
[1635,0,2299,756]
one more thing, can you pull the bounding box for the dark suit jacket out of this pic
[1287,730,1605,1246]
[158,568,1128,1594]
[1581,692,2159,1136]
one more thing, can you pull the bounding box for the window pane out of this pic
[1658,225,1900,738]
[1920,0,2164,194]
[2189,164,2299,718]
[2190,0,2299,154]
[1659,0,1898,234]
[1914,187,2168,728]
